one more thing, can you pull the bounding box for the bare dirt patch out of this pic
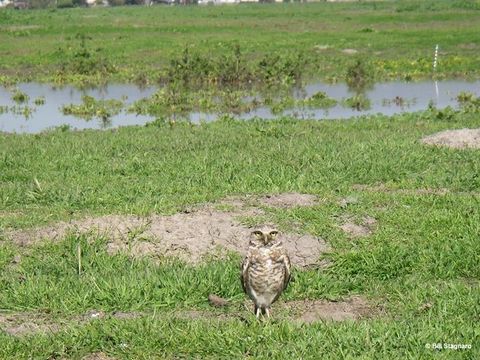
[6,194,328,267]
[339,195,359,208]
[340,216,377,238]
[110,311,143,320]
[421,128,480,149]
[175,309,235,322]
[1,25,43,31]
[342,48,358,55]
[0,312,61,337]
[82,353,117,360]
[190,295,378,323]
[80,310,143,322]
[458,43,478,50]
[258,193,318,208]
[0,310,144,337]
[287,296,377,323]
[174,295,378,323]
[0,210,24,218]
[0,295,378,336]
[352,183,450,196]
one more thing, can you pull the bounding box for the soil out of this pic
[340,216,377,238]
[2,25,43,31]
[0,312,61,337]
[0,295,379,337]
[342,48,358,55]
[458,43,477,50]
[287,296,377,323]
[421,128,480,149]
[170,295,378,323]
[2,193,380,336]
[259,193,318,208]
[339,195,359,208]
[0,310,143,338]
[352,183,450,196]
[6,193,328,267]
[82,353,117,360]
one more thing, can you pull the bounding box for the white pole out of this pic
[433,44,439,100]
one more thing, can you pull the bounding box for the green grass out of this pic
[0,0,479,357]
[1,107,479,358]
[1,0,480,85]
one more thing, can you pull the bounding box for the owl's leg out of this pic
[255,305,261,319]
[265,308,271,318]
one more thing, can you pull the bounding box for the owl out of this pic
[241,227,291,318]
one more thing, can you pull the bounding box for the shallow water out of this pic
[228,80,480,122]
[1,80,479,133]
[0,83,155,133]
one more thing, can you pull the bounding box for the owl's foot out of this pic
[254,306,271,320]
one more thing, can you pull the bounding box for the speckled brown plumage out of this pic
[241,227,291,318]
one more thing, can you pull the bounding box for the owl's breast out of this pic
[248,250,287,293]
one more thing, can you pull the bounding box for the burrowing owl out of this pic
[241,227,291,318]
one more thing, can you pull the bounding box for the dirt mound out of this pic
[7,193,328,267]
[421,128,480,149]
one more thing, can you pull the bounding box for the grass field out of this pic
[1,0,480,358]
[1,107,479,358]
[0,0,480,85]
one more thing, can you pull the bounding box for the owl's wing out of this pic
[282,252,291,290]
[240,256,250,294]
[270,249,292,305]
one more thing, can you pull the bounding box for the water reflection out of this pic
[233,80,480,122]
[0,83,155,133]
[0,80,479,133]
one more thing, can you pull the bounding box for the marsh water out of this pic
[1,80,479,133]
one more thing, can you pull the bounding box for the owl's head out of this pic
[250,227,279,246]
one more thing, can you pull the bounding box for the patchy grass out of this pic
[1,107,479,357]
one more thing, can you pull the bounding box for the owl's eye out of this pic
[269,231,279,238]
[253,231,263,238]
